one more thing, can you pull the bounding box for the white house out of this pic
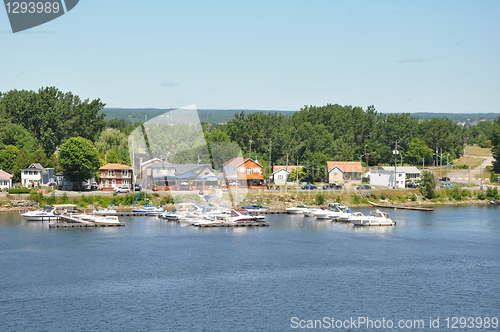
[272,165,303,186]
[369,166,421,188]
[0,170,13,190]
[20,163,55,187]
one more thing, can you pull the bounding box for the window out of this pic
[247,168,252,175]
[277,174,283,180]
[122,170,129,177]
[108,170,115,177]
[238,167,245,174]
[334,172,338,177]
[123,180,129,185]
[253,167,260,174]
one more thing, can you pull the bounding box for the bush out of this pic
[379,192,387,200]
[315,193,325,206]
[410,193,417,201]
[477,191,487,200]
[8,188,31,194]
[352,195,361,205]
[486,187,500,200]
[370,192,377,199]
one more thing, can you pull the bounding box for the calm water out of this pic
[1,206,499,331]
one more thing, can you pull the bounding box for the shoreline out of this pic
[0,191,494,212]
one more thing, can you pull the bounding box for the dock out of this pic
[369,201,434,211]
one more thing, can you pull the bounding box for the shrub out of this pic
[380,192,387,200]
[370,192,377,199]
[352,195,361,205]
[8,188,31,194]
[315,193,325,206]
[410,193,417,201]
[486,187,500,200]
[477,191,487,200]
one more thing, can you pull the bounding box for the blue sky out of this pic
[1,0,499,113]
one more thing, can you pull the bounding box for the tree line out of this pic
[1,87,499,185]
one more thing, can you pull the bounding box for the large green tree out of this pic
[0,87,106,156]
[59,137,101,190]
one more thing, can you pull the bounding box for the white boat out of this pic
[92,215,122,225]
[303,208,324,217]
[133,204,164,214]
[92,205,117,214]
[21,206,60,221]
[286,206,310,214]
[222,209,265,223]
[328,206,354,222]
[349,210,396,226]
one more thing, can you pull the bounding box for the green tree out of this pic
[405,138,434,165]
[419,170,436,199]
[59,137,101,191]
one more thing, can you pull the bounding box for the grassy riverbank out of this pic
[1,187,497,212]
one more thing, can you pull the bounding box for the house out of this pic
[326,161,362,186]
[20,163,55,187]
[369,166,421,188]
[99,163,133,190]
[222,157,265,188]
[55,172,96,191]
[272,165,304,186]
[0,170,13,190]
[144,161,218,190]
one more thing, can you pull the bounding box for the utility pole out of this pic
[467,139,471,187]
[269,139,272,187]
[285,153,289,192]
[393,140,399,189]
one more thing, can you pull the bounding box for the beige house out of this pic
[326,161,362,186]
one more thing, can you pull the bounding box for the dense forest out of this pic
[1,87,500,184]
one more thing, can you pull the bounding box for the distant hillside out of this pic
[410,112,500,125]
[101,108,295,124]
[100,108,500,126]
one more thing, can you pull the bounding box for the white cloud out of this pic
[160,81,180,87]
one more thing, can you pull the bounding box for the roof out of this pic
[377,166,421,173]
[327,161,362,173]
[0,170,13,180]
[21,163,46,171]
[146,162,214,176]
[272,165,303,174]
[223,157,263,168]
[100,163,133,171]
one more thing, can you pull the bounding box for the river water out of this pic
[0,206,499,331]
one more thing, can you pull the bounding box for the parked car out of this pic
[90,182,98,190]
[301,183,318,190]
[440,182,454,188]
[438,177,451,182]
[407,181,418,188]
[322,183,343,190]
[356,184,371,190]
[134,184,142,191]
[114,186,130,193]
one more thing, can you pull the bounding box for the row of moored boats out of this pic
[286,203,396,226]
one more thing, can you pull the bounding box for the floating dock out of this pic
[369,202,433,211]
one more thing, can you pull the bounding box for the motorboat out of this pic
[286,206,310,214]
[223,209,265,223]
[92,205,117,214]
[21,206,60,221]
[133,204,164,215]
[241,202,270,211]
[349,210,396,226]
[303,207,324,217]
[328,206,354,222]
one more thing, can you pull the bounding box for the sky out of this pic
[1,0,499,113]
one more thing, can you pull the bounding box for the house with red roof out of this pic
[326,161,363,187]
